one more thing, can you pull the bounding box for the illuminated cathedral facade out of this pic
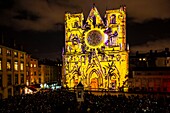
[62,5,129,91]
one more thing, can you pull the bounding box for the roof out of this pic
[77,82,84,87]
[132,67,170,71]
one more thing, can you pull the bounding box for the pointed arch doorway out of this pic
[88,69,101,90]
[90,78,98,90]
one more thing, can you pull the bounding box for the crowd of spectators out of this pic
[0,90,169,113]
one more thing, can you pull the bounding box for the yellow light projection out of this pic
[62,5,129,91]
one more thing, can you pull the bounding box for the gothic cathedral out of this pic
[62,5,129,91]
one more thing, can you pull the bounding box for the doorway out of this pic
[90,78,98,90]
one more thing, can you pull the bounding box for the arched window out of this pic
[74,21,79,28]
[110,14,116,24]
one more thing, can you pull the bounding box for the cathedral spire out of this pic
[93,3,95,8]
[86,4,104,28]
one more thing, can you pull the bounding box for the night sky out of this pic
[0,0,170,60]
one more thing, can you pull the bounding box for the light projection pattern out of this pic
[63,5,129,91]
[87,30,103,46]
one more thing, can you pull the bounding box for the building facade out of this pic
[29,58,39,84]
[0,45,27,99]
[0,44,62,99]
[63,5,129,90]
[38,60,62,85]
[129,48,170,92]
[128,67,170,92]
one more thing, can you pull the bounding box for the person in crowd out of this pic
[0,90,169,113]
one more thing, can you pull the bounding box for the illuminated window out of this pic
[143,58,146,61]
[139,58,142,61]
[14,51,18,57]
[20,53,24,58]
[60,64,62,66]
[34,64,36,67]
[7,50,11,56]
[30,64,33,67]
[26,71,29,76]
[14,61,18,71]
[0,60,2,70]
[20,62,24,71]
[7,60,11,70]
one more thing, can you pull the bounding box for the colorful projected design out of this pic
[62,5,129,91]
[87,30,103,46]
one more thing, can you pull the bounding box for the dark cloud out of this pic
[0,0,170,31]
[131,38,170,52]
[127,18,170,53]
[1,0,170,60]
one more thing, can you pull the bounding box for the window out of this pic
[14,61,18,71]
[14,51,18,57]
[34,71,36,76]
[21,74,24,84]
[167,60,169,63]
[7,60,11,70]
[7,74,12,85]
[26,71,29,76]
[7,50,11,56]
[39,78,41,83]
[34,64,36,67]
[0,74,2,87]
[0,48,2,54]
[143,58,146,61]
[0,60,2,70]
[31,72,33,76]
[8,88,12,98]
[30,64,33,67]
[20,62,24,71]
[74,21,79,28]
[110,14,116,24]
[20,53,24,58]
[15,74,18,84]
